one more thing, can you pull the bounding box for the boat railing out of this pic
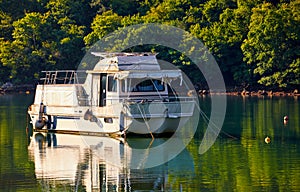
[104,96,195,103]
[118,96,196,117]
[39,70,86,85]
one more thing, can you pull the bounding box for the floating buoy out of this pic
[284,115,289,125]
[265,136,271,144]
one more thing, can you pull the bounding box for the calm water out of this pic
[0,94,299,191]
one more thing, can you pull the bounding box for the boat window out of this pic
[107,76,117,92]
[122,78,165,92]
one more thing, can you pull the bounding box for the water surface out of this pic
[0,94,299,191]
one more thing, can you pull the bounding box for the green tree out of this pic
[201,0,237,24]
[0,11,13,40]
[84,10,122,46]
[41,0,89,70]
[0,11,13,83]
[0,0,89,83]
[0,0,43,19]
[45,0,96,27]
[192,4,254,86]
[0,12,51,83]
[90,0,140,16]
[241,2,300,88]
[1,0,299,88]
[0,39,11,83]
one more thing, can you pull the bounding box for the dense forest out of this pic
[0,0,299,90]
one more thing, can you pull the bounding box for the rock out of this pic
[241,89,250,96]
[198,89,209,95]
[260,90,268,96]
[1,82,13,90]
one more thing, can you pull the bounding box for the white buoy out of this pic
[265,136,271,144]
[284,115,289,125]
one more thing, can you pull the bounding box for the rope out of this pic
[136,138,154,169]
[26,110,29,136]
[167,79,179,101]
[136,103,154,140]
[199,108,237,139]
[150,79,163,100]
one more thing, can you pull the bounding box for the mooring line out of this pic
[199,109,237,139]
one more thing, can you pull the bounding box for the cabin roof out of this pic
[89,52,161,72]
[114,70,182,80]
[91,52,156,58]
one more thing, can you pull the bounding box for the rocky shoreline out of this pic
[0,83,35,95]
[198,88,299,97]
[1,83,299,97]
[229,89,299,97]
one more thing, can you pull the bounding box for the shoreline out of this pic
[1,84,299,97]
[0,84,35,95]
[198,89,300,97]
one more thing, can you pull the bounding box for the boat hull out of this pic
[28,88,195,136]
[28,113,191,135]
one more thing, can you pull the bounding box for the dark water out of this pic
[0,94,299,191]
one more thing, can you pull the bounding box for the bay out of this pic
[0,94,299,191]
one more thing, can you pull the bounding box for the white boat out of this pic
[28,52,196,136]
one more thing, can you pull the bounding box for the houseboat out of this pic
[27,52,196,136]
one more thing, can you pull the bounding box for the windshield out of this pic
[121,78,165,92]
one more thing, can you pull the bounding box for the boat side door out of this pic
[99,74,107,107]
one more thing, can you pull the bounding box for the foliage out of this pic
[0,0,299,89]
[84,10,123,46]
[193,4,252,85]
[241,2,300,88]
[0,0,88,83]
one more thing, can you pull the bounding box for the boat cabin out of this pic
[85,52,182,107]
[29,52,194,134]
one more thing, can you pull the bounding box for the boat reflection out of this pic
[28,132,195,191]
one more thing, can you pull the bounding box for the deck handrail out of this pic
[104,96,196,103]
[39,70,86,85]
